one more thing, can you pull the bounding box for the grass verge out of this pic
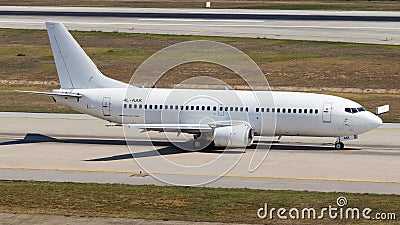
[0,180,398,224]
[2,28,400,90]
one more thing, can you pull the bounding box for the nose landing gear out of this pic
[334,135,357,150]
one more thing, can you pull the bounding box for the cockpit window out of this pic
[345,107,366,114]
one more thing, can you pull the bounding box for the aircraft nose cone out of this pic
[367,115,383,128]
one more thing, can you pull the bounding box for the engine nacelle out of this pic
[213,123,254,147]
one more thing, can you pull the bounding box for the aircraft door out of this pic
[102,97,111,116]
[322,102,332,123]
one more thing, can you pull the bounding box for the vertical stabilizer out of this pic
[46,22,127,89]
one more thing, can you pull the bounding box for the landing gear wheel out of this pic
[192,139,211,151]
[334,142,344,150]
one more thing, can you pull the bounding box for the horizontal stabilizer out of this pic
[15,90,82,98]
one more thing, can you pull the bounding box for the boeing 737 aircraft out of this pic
[18,22,385,150]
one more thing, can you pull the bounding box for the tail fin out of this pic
[46,22,127,89]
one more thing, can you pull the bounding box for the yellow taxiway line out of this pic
[0,165,399,185]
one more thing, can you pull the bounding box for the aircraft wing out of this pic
[15,90,82,98]
[125,121,250,134]
[126,124,213,134]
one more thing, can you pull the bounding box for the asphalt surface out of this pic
[2,9,400,22]
[0,112,399,194]
[1,6,400,44]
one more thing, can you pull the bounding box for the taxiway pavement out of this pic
[0,112,399,194]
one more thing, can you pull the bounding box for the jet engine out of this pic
[213,122,254,147]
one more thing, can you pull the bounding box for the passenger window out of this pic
[288,108,291,113]
[256,108,259,113]
[225,107,228,111]
[299,109,302,113]
[220,107,223,111]
[154,105,158,110]
[240,107,243,112]
[272,108,275,113]
[191,106,194,110]
[277,108,280,113]
[159,105,163,110]
[201,106,205,111]
[124,104,127,108]
[245,107,249,112]
[196,106,199,110]
[293,109,296,113]
[230,107,233,111]
[235,107,238,111]
[134,104,137,109]
[309,109,313,114]
[282,108,286,113]
[213,106,217,111]
[175,105,178,110]
[266,108,270,113]
[315,109,318,114]
[139,104,142,109]
[261,108,264,113]
[304,109,307,113]
[207,106,211,111]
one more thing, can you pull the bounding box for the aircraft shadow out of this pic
[0,133,240,161]
[0,133,171,146]
[0,133,359,162]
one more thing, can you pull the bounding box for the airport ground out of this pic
[2,0,400,11]
[0,6,399,224]
[0,112,399,224]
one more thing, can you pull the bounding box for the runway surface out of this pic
[1,6,400,44]
[0,112,399,194]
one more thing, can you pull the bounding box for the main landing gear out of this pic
[334,141,344,150]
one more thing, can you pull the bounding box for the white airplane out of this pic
[18,22,385,150]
